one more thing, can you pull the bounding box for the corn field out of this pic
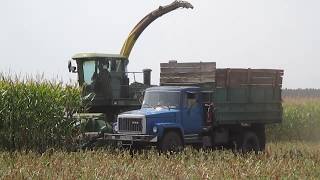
[1,75,319,150]
[267,97,320,142]
[0,74,83,152]
[0,142,319,179]
[1,75,320,178]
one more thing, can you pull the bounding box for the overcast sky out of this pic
[0,0,319,88]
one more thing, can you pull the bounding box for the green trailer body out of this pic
[160,61,283,125]
[214,68,283,125]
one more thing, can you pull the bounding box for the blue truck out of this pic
[102,61,283,152]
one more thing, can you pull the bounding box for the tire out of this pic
[238,131,261,154]
[256,125,266,151]
[159,131,183,153]
[259,133,266,151]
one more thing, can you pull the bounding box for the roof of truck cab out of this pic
[72,53,127,60]
[146,86,200,92]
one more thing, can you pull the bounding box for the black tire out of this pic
[259,133,266,151]
[256,126,266,151]
[159,131,183,153]
[238,131,261,154]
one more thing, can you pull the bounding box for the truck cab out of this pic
[108,86,211,151]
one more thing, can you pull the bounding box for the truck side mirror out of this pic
[68,60,77,73]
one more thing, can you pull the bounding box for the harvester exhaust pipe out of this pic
[143,69,152,86]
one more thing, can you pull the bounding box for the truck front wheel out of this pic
[159,131,183,153]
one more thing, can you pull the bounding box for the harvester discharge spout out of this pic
[120,0,193,58]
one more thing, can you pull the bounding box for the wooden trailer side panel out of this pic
[160,61,216,86]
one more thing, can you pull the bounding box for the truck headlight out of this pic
[152,126,158,133]
[113,122,119,132]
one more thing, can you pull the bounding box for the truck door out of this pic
[181,92,204,134]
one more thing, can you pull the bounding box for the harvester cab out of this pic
[69,53,129,108]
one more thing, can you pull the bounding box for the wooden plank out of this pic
[160,61,216,85]
[160,62,216,68]
[161,67,214,73]
[160,71,215,76]
[161,75,215,82]
[160,78,215,83]
[161,62,215,71]
[216,68,283,88]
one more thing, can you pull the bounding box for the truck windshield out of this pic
[142,91,180,109]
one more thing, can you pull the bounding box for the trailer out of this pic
[101,61,283,152]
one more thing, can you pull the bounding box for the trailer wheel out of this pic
[238,131,260,154]
[159,131,183,153]
[256,126,266,151]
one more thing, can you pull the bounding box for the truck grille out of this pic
[118,117,143,133]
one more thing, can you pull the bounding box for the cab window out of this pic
[83,61,96,85]
[183,92,198,108]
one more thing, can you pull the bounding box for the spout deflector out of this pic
[120,0,193,58]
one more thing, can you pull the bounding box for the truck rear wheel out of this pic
[237,131,261,153]
[256,126,266,151]
[159,131,183,153]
